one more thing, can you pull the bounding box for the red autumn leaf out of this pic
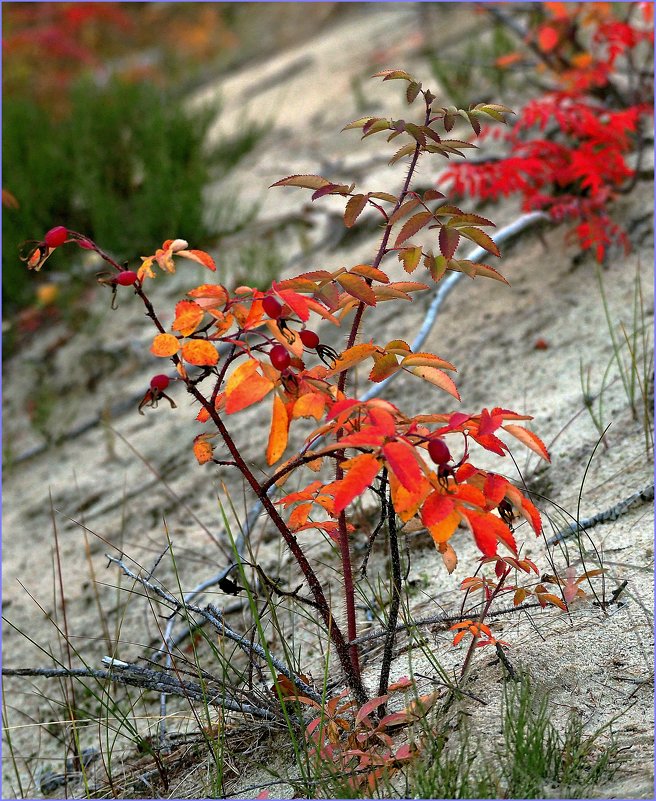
[394,211,434,248]
[460,508,517,557]
[537,25,560,52]
[421,491,455,528]
[273,286,310,321]
[439,227,460,259]
[383,440,423,492]
[332,453,381,515]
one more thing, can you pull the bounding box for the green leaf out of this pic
[399,245,423,274]
[363,118,391,137]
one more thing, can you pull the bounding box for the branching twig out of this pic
[105,553,324,704]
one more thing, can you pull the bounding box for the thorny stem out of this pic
[183,380,368,705]
[377,473,403,705]
[333,95,432,682]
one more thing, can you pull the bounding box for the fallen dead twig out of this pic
[547,482,654,545]
[1,664,279,721]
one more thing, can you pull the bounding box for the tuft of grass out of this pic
[411,674,623,799]
[581,262,654,453]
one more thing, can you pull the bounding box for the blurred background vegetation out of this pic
[2,1,345,312]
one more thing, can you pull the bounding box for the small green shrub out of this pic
[3,77,263,310]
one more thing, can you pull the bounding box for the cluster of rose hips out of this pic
[262,294,337,373]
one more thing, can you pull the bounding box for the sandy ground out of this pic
[2,4,653,798]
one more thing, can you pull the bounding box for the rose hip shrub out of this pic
[26,71,553,706]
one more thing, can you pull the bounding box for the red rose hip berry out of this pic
[262,296,283,319]
[44,226,68,248]
[150,374,170,392]
[299,329,320,349]
[428,437,451,466]
[269,344,291,371]
[116,270,139,286]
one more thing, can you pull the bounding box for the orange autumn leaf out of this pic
[172,300,205,336]
[324,343,378,376]
[266,394,289,465]
[181,339,219,366]
[151,333,180,357]
[332,453,381,515]
[336,273,377,306]
[388,468,431,522]
[408,366,460,400]
[187,283,229,308]
[437,541,458,573]
[225,360,274,414]
[193,434,214,465]
[292,392,326,421]
[503,424,550,462]
[426,510,461,545]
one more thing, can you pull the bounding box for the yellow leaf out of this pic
[151,333,180,357]
[369,353,400,383]
[181,340,219,366]
[324,343,378,377]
